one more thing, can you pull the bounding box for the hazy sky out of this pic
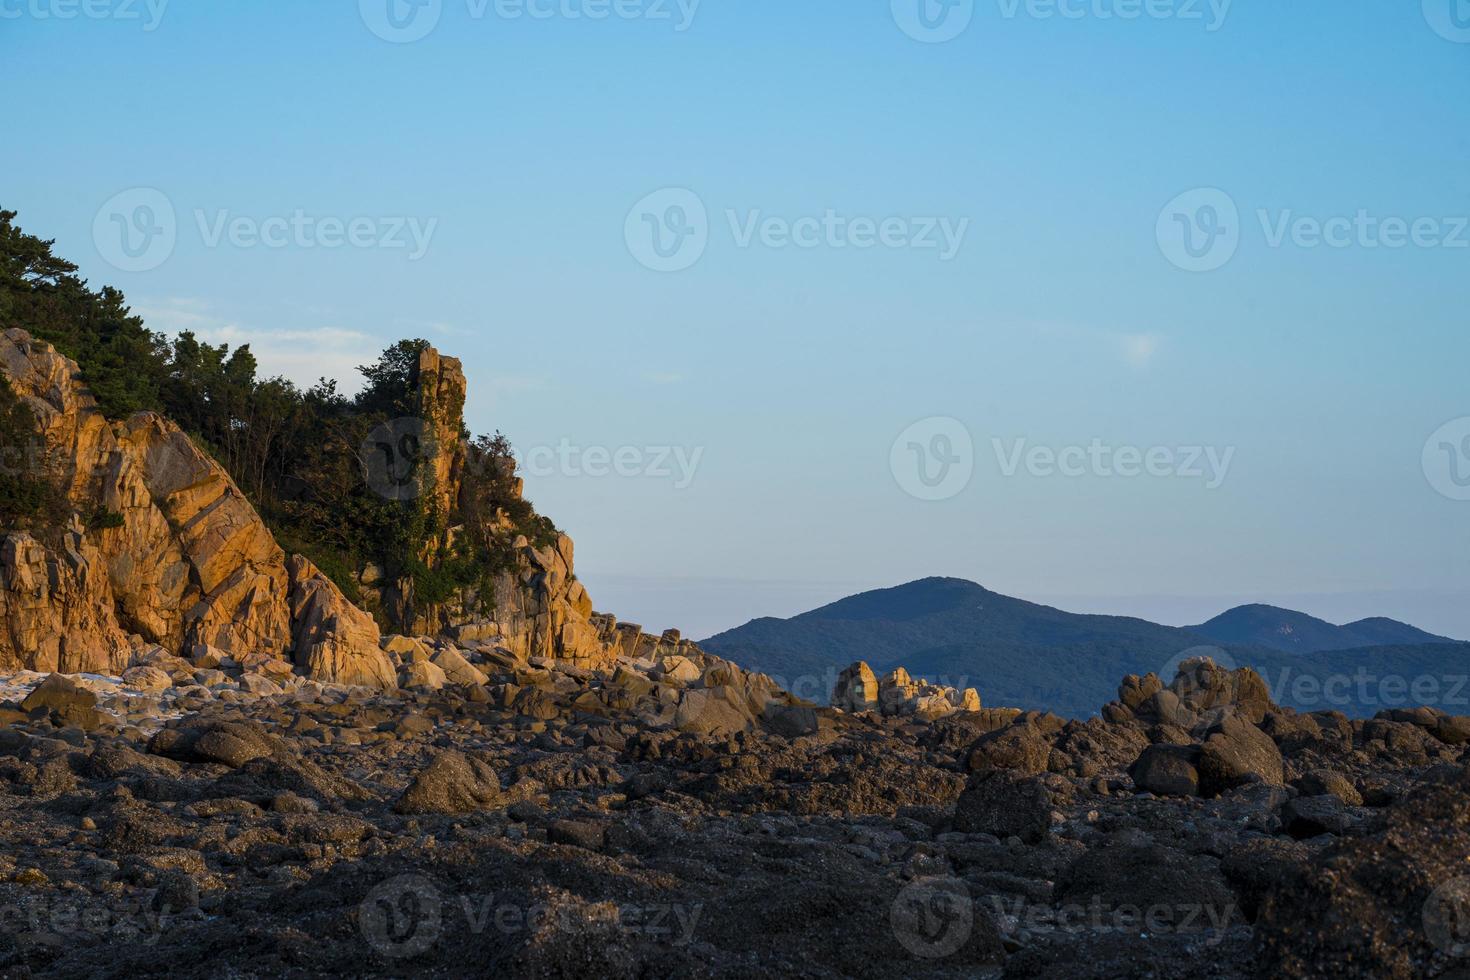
[4,1,1468,640]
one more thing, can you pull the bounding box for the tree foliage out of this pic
[0,208,555,627]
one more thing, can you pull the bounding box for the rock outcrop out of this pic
[287,556,397,690]
[0,530,129,673]
[347,343,629,673]
[476,532,610,669]
[0,327,731,692]
[832,661,879,712]
[0,329,335,677]
[832,661,980,720]
[412,345,466,523]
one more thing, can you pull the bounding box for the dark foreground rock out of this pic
[0,654,1466,978]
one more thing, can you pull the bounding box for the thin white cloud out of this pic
[644,371,685,385]
[133,298,378,391]
[1118,333,1162,369]
[1013,320,1164,370]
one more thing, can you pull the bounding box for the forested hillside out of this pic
[0,208,552,630]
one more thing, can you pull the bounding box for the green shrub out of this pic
[85,508,126,530]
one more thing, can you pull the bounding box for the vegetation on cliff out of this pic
[0,208,553,630]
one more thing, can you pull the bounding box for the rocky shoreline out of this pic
[3,308,1466,978]
[2,643,1469,977]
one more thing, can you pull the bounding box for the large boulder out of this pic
[1170,657,1273,725]
[430,645,488,686]
[1198,715,1284,797]
[120,665,173,693]
[401,659,448,692]
[393,750,503,814]
[149,719,280,769]
[21,672,104,729]
[952,770,1056,842]
[832,661,879,713]
[966,723,1052,775]
[1129,743,1202,797]
[115,413,294,655]
[286,556,396,690]
[763,703,820,738]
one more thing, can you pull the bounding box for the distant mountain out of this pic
[702,578,1468,718]
[702,578,1231,717]
[1339,617,1456,647]
[1189,604,1456,653]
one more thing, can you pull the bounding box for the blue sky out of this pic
[4,0,1469,639]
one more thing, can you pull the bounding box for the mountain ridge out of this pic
[1189,603,1456,653]
[701,577,1465,717]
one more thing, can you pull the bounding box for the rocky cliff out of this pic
[0,327,669,687]
[356,345,632,672]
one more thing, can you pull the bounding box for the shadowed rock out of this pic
[393,750,503,814]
